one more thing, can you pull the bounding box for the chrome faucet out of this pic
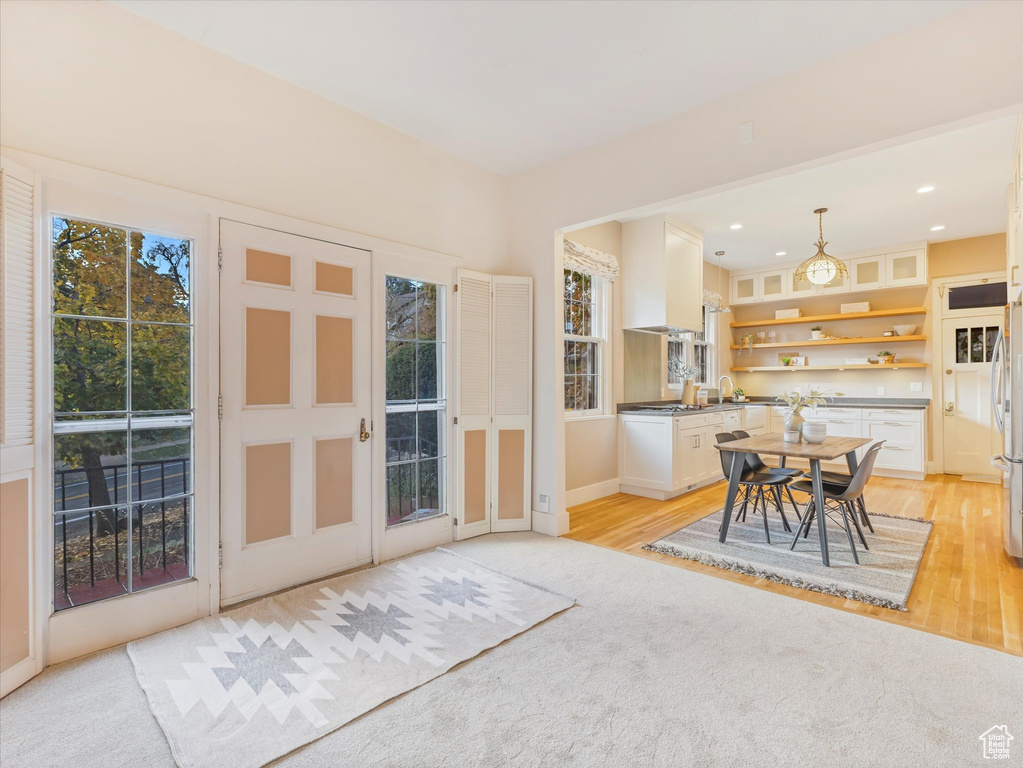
[718,375,734,404]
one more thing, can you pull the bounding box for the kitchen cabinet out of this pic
[730,273,758,305]
[759,270,787,302]
[785,268,816,299]
[816,269,850,295]
[849,255,885,292]
[885,248,927,288]
[622,215,704,332]
[676,422,710,489]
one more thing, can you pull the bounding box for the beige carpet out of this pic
[2,532,1021,767]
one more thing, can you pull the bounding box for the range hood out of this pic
[622,215,704,334]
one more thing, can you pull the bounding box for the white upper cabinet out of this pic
[759,269,787,301]
[730,273,758,304]
[816,269,850,295]
[850,254,885,292]
[622,215,704,332]
[885,248,927,288]
[786,267,816,299]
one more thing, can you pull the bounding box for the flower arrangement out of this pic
[776,388,844,435]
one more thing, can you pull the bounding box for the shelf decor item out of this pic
[789,355,807,366]
[883,330,895,337]
[793,208,849,286]
[732,387,747,402]
[810,325,824,340]
[780,355,792,366]
[878,351,896,365]
[775,308,802,320]
[841,301,871,314]
[784,430,801,443]
[893,324,916,336]
[669,359,699,403]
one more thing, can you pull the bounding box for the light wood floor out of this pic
[566,474,1023,656]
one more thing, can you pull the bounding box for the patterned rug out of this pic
[129,548,573,768]
[644,509,932,611]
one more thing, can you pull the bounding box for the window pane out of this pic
[417,342,439,400]
[386,463,416,526]
[417,459,442,520]
[418,410,441,459]
[386,411,417,462]
[54,506,128,611]
[956,328,968,364]
[54,431,128,512]
[564,376,578,411]
[971,327,984,363]
[416,282,438,341]
[386,340,416,401]
[579,301,592,337]
[386,277,418,340]
[52,217,127,318]
[131,427,191,501]
[131,233,190,322]
[131,324,190,411]
[564,341,577,374]
[576,376,591,411]
[986,327,1000,363]
[54,318,127,414]
[133,496,191,591]
[586,375,599,410]
[581,341,597,375]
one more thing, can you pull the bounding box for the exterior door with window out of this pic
[219,221,372,605]
[942,314,1002,476]
[43,180,213,664]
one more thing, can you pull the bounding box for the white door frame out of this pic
[371,250,459,563]
[930,270,1007,476]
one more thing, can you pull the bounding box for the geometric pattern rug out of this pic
[645,509,932,612]
[128,548,574,768]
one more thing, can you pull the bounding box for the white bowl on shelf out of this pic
[893,324,916,336]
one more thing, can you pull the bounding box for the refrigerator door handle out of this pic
[990,328,1005,434]
[991,454,1009,473]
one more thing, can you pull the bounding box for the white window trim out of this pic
[564,273,611,419]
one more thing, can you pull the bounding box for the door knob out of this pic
[360,418,372,442]
[945,369,952,375]
[944,401,955,415]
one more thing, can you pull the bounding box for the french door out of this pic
[219,221,372,605]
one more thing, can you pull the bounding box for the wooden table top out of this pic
[714,433,872,461]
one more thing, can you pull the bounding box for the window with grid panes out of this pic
[563,269,607,415]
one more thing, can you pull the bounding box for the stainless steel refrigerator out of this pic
[991,299,1023,559]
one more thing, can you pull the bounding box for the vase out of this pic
[681,379,696,405]
[802,421,827,444]
[783,412,804,438]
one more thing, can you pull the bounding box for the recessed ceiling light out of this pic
[930,225,945,231]
[917,186,935,194]
[729,223,742,230]
[775,251,786,257]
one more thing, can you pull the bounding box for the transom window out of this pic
[667,305,716,388]
[51,216,193,610]
[384,277,446,526]
[564,269,608,415]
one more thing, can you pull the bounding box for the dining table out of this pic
[714,433,873,566]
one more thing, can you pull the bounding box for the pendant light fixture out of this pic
[793,208,848,287]
[706,250,731,314]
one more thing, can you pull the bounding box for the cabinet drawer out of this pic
[675,414,710,428]
[818,408,861,418]
[862,408,924,421]
[872,442,921,471]
[864,420,920,443]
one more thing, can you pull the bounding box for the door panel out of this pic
[220,220,372,605]
[942,315,1002,476]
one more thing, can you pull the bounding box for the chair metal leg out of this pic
[759,488,771,544]
[858,496,874,533]
[847,501,869,549]
[839,501,860,564]
[784,486,800,516]
[791,499,814,550]
[771,486,792,532]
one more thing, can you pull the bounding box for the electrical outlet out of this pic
[910,381,923,392]
[876,386,886,396]
[738,121,754,145]
[538,494,550,514]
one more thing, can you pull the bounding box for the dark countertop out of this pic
[618,396,930,416]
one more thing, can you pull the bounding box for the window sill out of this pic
[565,413,615,422]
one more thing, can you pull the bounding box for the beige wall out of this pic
[929,233,1006,278]
[564,222,622,494]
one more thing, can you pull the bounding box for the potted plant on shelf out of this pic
[780,356,792,367]
[776,388,843,441]
[732,387,747,403]
[810,325,824,340]
[877,350,896,365]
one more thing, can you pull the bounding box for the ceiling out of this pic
[658,115,1019,272]
[111,0,971,175]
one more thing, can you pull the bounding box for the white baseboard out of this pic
[532,508,570,537]
[0,654,39,699]
[565,478,620,508]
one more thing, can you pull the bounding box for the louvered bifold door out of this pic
[454,270,493,539]
[490,276,532,532]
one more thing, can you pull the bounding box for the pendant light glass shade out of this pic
[706,250,730,313]
[793,208,848,287]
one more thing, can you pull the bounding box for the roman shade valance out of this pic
[563,239,619,282]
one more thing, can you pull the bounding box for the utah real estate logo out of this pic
[979,725,1013,760]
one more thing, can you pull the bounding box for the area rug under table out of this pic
[129,548,573,768]
[644,510,932,611]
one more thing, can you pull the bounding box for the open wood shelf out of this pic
[729,306,927,329]
[729,334,926,350]
[730,362,928,372]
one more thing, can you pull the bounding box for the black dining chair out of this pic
[731,429,802,515]
[786,442,885,564]
[799,441,885,534]
[715,432,794,543]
